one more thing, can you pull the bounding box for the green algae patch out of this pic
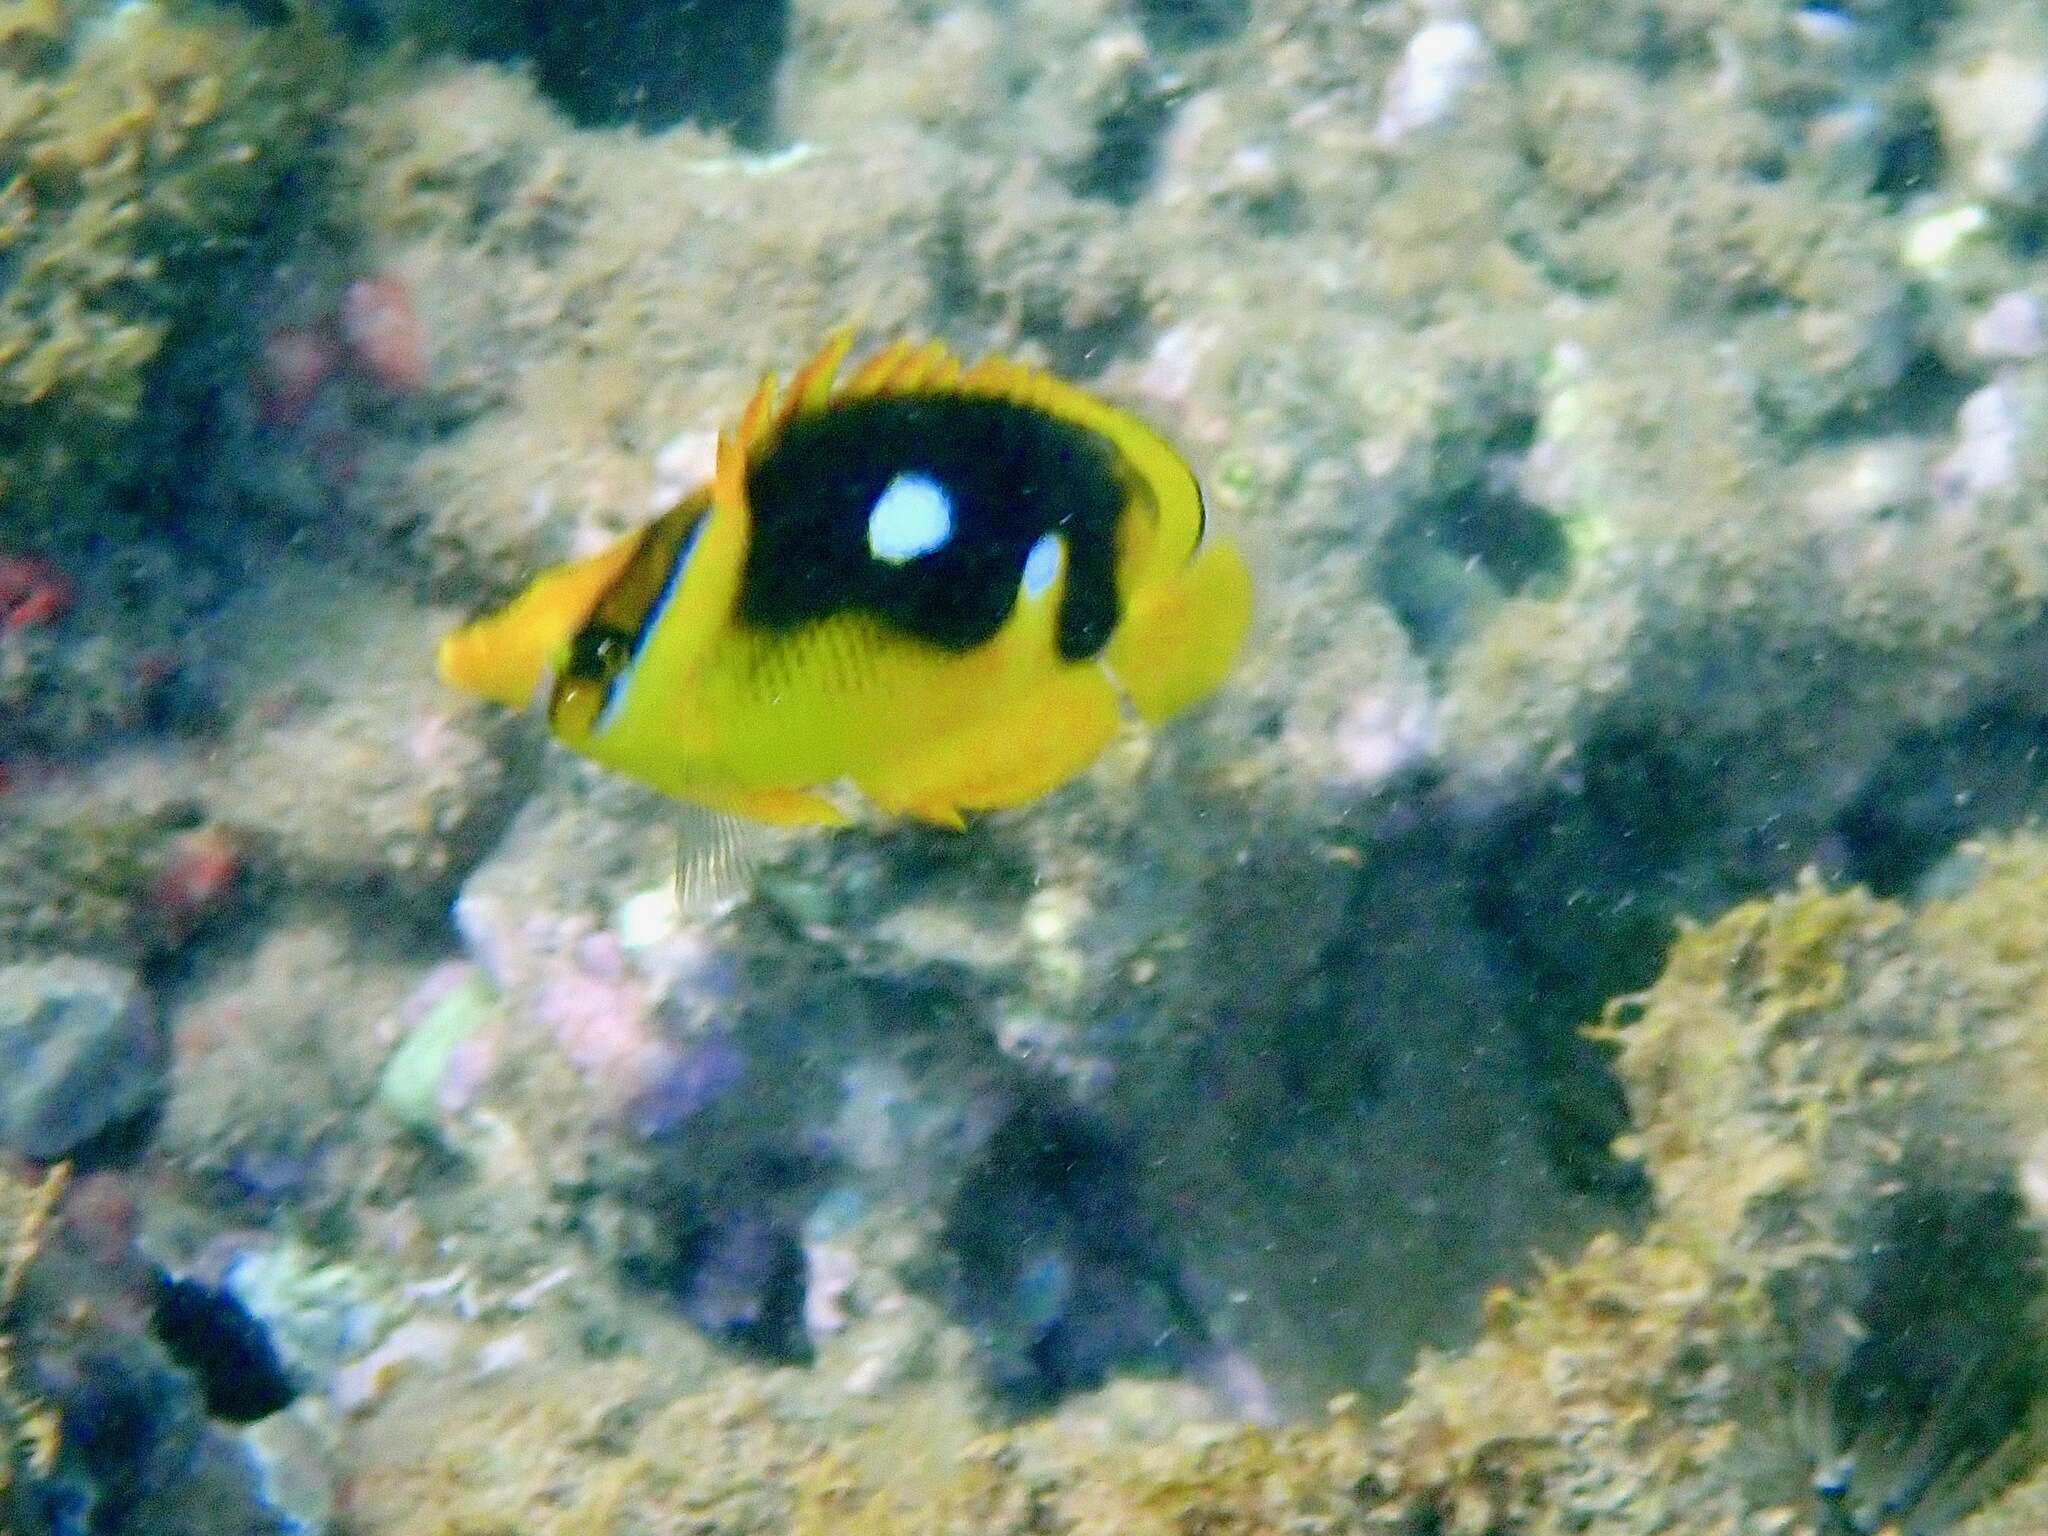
[379,971,497,1138]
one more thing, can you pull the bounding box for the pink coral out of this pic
[343,274,430,394]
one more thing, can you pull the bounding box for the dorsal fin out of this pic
[781,328,856,420]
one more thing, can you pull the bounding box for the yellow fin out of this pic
[782,327,856,420]
[862,664,1123,825]
[437,534,641,709]
[896,340,962,392]
[1105,539,1253,724]
[734,375,780,453]
[788,332,970,407]
[844,339,922,398]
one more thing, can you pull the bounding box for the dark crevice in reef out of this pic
[1031,295,1153,382]
[1461,698,1808,1193]
[1134,0,1249,49]
[615,1151,820,1364]
[1810,345,1974,443]
[1376,416,1569,665]
[931,1102,1204,1410]
[923,213,983,339]
[456,0,790,142]
[2010,208,2048,261]
[1868,96,1946,206]
[1836,701,2048,899]
[1463,763,1691,1197]
[1775,1170,2048,1531]
[922,205,1153,381]
[1840,0,1958,55]
[1465,680,2048,1190]
[1065,76,1175,206]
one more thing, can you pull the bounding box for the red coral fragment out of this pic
[151,826,242,943]
[0,554,72,633]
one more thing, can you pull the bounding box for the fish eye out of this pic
[567,624,633,681]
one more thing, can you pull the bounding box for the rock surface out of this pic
[0,958,161,1161]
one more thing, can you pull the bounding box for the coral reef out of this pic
[91,0,2015,1459]
[0,572,517,964]
[0,802,236,966]
[0,0,338,536]
[0,1164,341,1535]
[11,0,2048,1526]
[330,833,2048,1534]
[158,922,412,1224]
[0,1,356,948]
[0,1162,68,1508]
[302,0,2048,1255]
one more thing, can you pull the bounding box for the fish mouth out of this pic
[435,533,647,710]
[435,623,539,710]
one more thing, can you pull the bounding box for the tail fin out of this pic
[1104,540,1253,724]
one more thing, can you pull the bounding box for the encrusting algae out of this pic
[0,1162,67,1507]
[0,0,338,535]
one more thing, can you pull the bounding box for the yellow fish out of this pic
[436,331,1252,831]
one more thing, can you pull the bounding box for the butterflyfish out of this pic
[436,330,1253,833]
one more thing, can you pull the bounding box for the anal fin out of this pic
[666,786,850,916]
[864,665,1123,825]
[685,783,850,828]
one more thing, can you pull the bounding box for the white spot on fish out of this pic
[867,472,953,564]
[1021,534,1063,599]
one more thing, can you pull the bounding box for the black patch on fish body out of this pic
[593,508,705,671]
[738,395,1126,660]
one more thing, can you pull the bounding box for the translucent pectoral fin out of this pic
[671,805,766,919]
[1104,540,1252,724]
[683,783,851,829]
